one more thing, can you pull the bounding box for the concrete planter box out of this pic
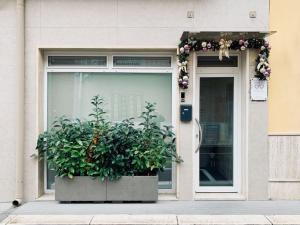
[106,175,158,201]
[55,176,106,202]
[55,176,158,202]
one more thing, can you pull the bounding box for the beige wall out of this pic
[269,0,300,134]
[268,0,300,200]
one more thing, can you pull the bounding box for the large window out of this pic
[45,55,174,191]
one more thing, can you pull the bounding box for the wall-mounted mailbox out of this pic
[180,104,192,122]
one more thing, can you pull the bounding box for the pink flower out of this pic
[182,81,188,86]
[184,44,190,50]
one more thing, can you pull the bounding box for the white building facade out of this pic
[0,0,273,202]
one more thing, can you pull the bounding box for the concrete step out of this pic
[1,215,300,225]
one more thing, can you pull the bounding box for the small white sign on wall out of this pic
[250,78,268,101]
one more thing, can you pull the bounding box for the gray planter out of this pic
[55,176,106,202]
[55,176,158,202]
[107,176,158,201]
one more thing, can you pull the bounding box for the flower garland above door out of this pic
[178,37,271,89]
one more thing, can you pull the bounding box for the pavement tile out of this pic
[3,214,300,225]
[177,215,271,225]
[0,215,17,225]
[4,215,93,225]
[0,204,12,214]
[266,215,300,225]
[91,215,177,225]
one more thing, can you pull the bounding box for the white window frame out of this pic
[193,52,242,193]
[112,55,172,69]
[43,51,178,194]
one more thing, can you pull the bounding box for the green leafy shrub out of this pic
[36,96,182,181]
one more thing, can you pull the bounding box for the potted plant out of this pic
[36,96,182,202]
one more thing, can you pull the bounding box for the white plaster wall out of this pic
[176,52,195,200]
[0,0,17,202]
[0,0,269,201]
[247,50,269,200]
[24,0,269,48]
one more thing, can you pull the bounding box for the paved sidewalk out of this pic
[0,203,13,223]
[1,201,300,225]
[9,201,300,215]
[2,214,300,225]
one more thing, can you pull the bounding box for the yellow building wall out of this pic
[269,0,300,133]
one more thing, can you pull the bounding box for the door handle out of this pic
[195,118,203,153]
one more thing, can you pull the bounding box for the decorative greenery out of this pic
[36,96,182,181]
[178,37,271,89]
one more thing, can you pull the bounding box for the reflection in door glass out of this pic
[199,77,234,186]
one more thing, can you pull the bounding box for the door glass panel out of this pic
[199,77,234,186]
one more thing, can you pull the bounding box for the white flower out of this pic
[180,47,185,53]
[260,67,266,73]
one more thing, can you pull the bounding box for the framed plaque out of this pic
[250,78,268,101]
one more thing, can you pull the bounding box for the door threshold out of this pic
[194,192,246,200]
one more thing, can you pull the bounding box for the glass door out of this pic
[195,74,239,192]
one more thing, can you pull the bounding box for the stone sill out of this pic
[36,193,178,201]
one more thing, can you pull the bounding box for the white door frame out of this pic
[193,53,241,193]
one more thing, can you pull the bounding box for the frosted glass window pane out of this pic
[113,56,171,67]
[47,72,172,190]
[47,72,171,124]
[48,56,107,66]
